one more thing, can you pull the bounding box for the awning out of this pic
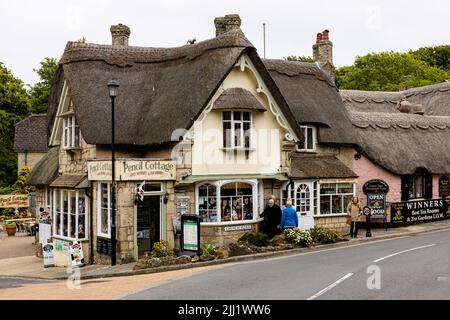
[50,174,87,188]
[26,147,59,186]
[176,173,288,185]
[212,88,267,112]
[289,154,358,179]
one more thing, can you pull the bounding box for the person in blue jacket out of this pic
[280,199,298,229]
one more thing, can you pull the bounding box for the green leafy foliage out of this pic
[310,226,340,244]
[410,45,450,72]
[336,50,450,91]
[29,57,58,114]
[150,240,175,258]
[11,166,31,194]
[238,231,269,247]
[200,243,215,255]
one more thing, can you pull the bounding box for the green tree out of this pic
[29,57,58,114]
[285,55,314,62]
[0,62,30,188]
[410,45,450,72]
[336,51,450,91]
[11,166,31,194]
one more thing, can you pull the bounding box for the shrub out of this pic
[310,227,340,244]
[150,240,175,258]
[238,232,269,247]
[200,243,215,255]
[283,228,312,247]
[5,222,16,228]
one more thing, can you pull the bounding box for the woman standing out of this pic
[280,199,298,230]
[346,197,362,238]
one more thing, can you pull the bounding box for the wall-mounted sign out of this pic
[96,237,112,256]
[42,243,55,268]
[224,224,253,232]
[391,199,448,224]
[87,159,176,181]
[69,241,84,267]
[181,214,200,254]
[439,176,450,198]
[0,194,29,208]
[363,179,389,194]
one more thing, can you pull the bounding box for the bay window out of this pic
[63,115,80,148]
[98,182,112,238]
[223,111,252,149]
[196,180,257,223]
[52,189,88,240]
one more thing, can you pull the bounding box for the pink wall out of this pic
[353,152,445,221]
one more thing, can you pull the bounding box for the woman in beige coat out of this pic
[347,197,362,238]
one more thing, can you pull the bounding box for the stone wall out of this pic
[17,152,46,171]
[200,222,261,247]
[314,215,349,235]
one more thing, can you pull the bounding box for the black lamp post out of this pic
[107,79,119,266]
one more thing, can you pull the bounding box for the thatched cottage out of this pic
[342,82,450,223]
[17,14,362,266]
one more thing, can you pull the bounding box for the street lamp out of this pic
[107,79,119,266]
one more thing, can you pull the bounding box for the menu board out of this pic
[70,241,84,267]
[42,243,55,268]
[181,215,200,253]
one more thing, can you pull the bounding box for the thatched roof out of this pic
[343,82,450,175]
[263,59,357,145]
[212,88,267,111]
[48,29,302,146]
[25,147,58,185]
[14,115,48,152]
[289,154,358,179]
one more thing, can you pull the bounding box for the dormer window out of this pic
[63,115,80,149]
[222,111,252,149]
[297,125,316,152]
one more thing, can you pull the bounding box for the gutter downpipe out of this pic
[89,181,94,265]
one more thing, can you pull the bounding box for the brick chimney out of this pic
[110,23,130,46]
[214,14,241,36]
[312,29,335,82]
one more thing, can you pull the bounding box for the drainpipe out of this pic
[88,181,94,265]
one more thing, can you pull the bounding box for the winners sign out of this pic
[88,159,176,181]
[391,199,448,224]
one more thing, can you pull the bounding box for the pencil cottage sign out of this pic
[0,195,29,208]
[87,159,176,181]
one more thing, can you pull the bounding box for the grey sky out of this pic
[1,0,449,86]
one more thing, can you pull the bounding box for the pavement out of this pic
[0,219,449,281]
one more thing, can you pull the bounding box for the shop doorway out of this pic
[283,181,315,230]
[136,195,161,257]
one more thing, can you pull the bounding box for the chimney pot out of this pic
[316,33,323,43]
[322,29,329,41]
[110,23,130,46]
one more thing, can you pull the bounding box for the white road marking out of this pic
[373,244,436,263]
[306,273,354,300]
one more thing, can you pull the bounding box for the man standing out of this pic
[259,198,282,238]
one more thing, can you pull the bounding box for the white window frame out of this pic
[317,182,355,216]
[51,188,88,241]
[97,182,112,238]
[195,179,259,225]
[222,111,253,149]
[62,115,80,149]
[297,125,316,152]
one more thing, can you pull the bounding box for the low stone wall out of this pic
[200,221,262,247]
[314,215,349,235]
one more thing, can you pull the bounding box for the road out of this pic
[1,229,449,300]
[122,229,450,300]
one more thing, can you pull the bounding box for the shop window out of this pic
[282,182,318,214]
[222,111,252,149]
[98,182,112,238]
[297,126,316,152]
[51,189,87,240]
[319,183,354,215]
[198,184,218,222]
[401,168,432,201]
[220,182,253,222]
[63,115,80,149]
[295,184,311,212]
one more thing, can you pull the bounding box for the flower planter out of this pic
[6,226,17,236]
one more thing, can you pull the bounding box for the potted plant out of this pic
[5,222,17,236]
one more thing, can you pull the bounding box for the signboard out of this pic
[69,241,84,267]
[87,159,176,181]
[96,237,112,256]
[181,214,200,254]
[224,224,252,232]
[54,239,71,253]
[439,176,450,198]
[363,179,389,194]
[38,223,52,245]
[367,193,386,217]
[0,195,29,208]
[42,243,55,268]
[363,206,372,216]
[391,199,448,224]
